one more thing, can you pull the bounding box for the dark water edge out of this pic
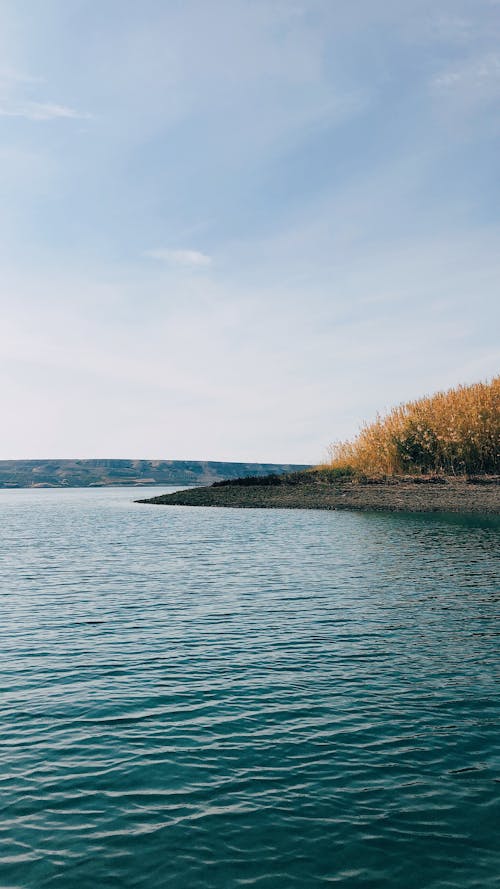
[0,487,499,889]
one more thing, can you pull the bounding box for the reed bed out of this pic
[327,377,499,476]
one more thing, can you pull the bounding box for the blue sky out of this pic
[1,0,499,462]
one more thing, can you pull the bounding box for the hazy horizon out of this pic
[0,455,310,465]
[1,0,499,463]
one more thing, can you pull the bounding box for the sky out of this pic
[1,0,499,463]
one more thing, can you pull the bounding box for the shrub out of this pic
[327,377,499,476]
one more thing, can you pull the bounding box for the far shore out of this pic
[137,474,500,515]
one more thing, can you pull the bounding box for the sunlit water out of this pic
[0,487,499,889]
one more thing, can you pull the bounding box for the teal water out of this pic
[0,487,499,889]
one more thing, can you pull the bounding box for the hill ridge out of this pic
[0,459,309,489]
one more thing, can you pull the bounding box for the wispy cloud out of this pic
[0,68,89,121]
[144,248,212,267]
[0,67,40,86]
[433,52,500,96]
[0,1,498,461]
[0,101,90,121]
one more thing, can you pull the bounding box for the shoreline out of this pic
[137,475,500,515]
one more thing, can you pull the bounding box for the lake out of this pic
[1,487,499,888]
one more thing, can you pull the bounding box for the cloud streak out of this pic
[0,100,89,121]
[433,52,500,93]
[0,66,89,121]
[144,248,212,267]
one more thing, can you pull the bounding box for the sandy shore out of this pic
[137,476,500,514]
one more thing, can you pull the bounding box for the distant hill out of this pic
[0,459,309,489]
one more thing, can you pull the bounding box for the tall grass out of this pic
[327,377,500,476]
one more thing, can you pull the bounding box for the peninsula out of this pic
[139,378,500,514]
[137,471,499,514]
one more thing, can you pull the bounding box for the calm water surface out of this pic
[0,487,499,889]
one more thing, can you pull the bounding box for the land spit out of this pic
[137,473,500,514]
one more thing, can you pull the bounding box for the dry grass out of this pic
[327,377,500,476]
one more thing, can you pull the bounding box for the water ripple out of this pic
[0,488,498,888]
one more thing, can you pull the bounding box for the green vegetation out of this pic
[212,467,354,488]
[327,377,499,477]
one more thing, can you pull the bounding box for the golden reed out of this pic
[327,377,499,476]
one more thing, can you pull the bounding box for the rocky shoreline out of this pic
[137,474,500,514]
